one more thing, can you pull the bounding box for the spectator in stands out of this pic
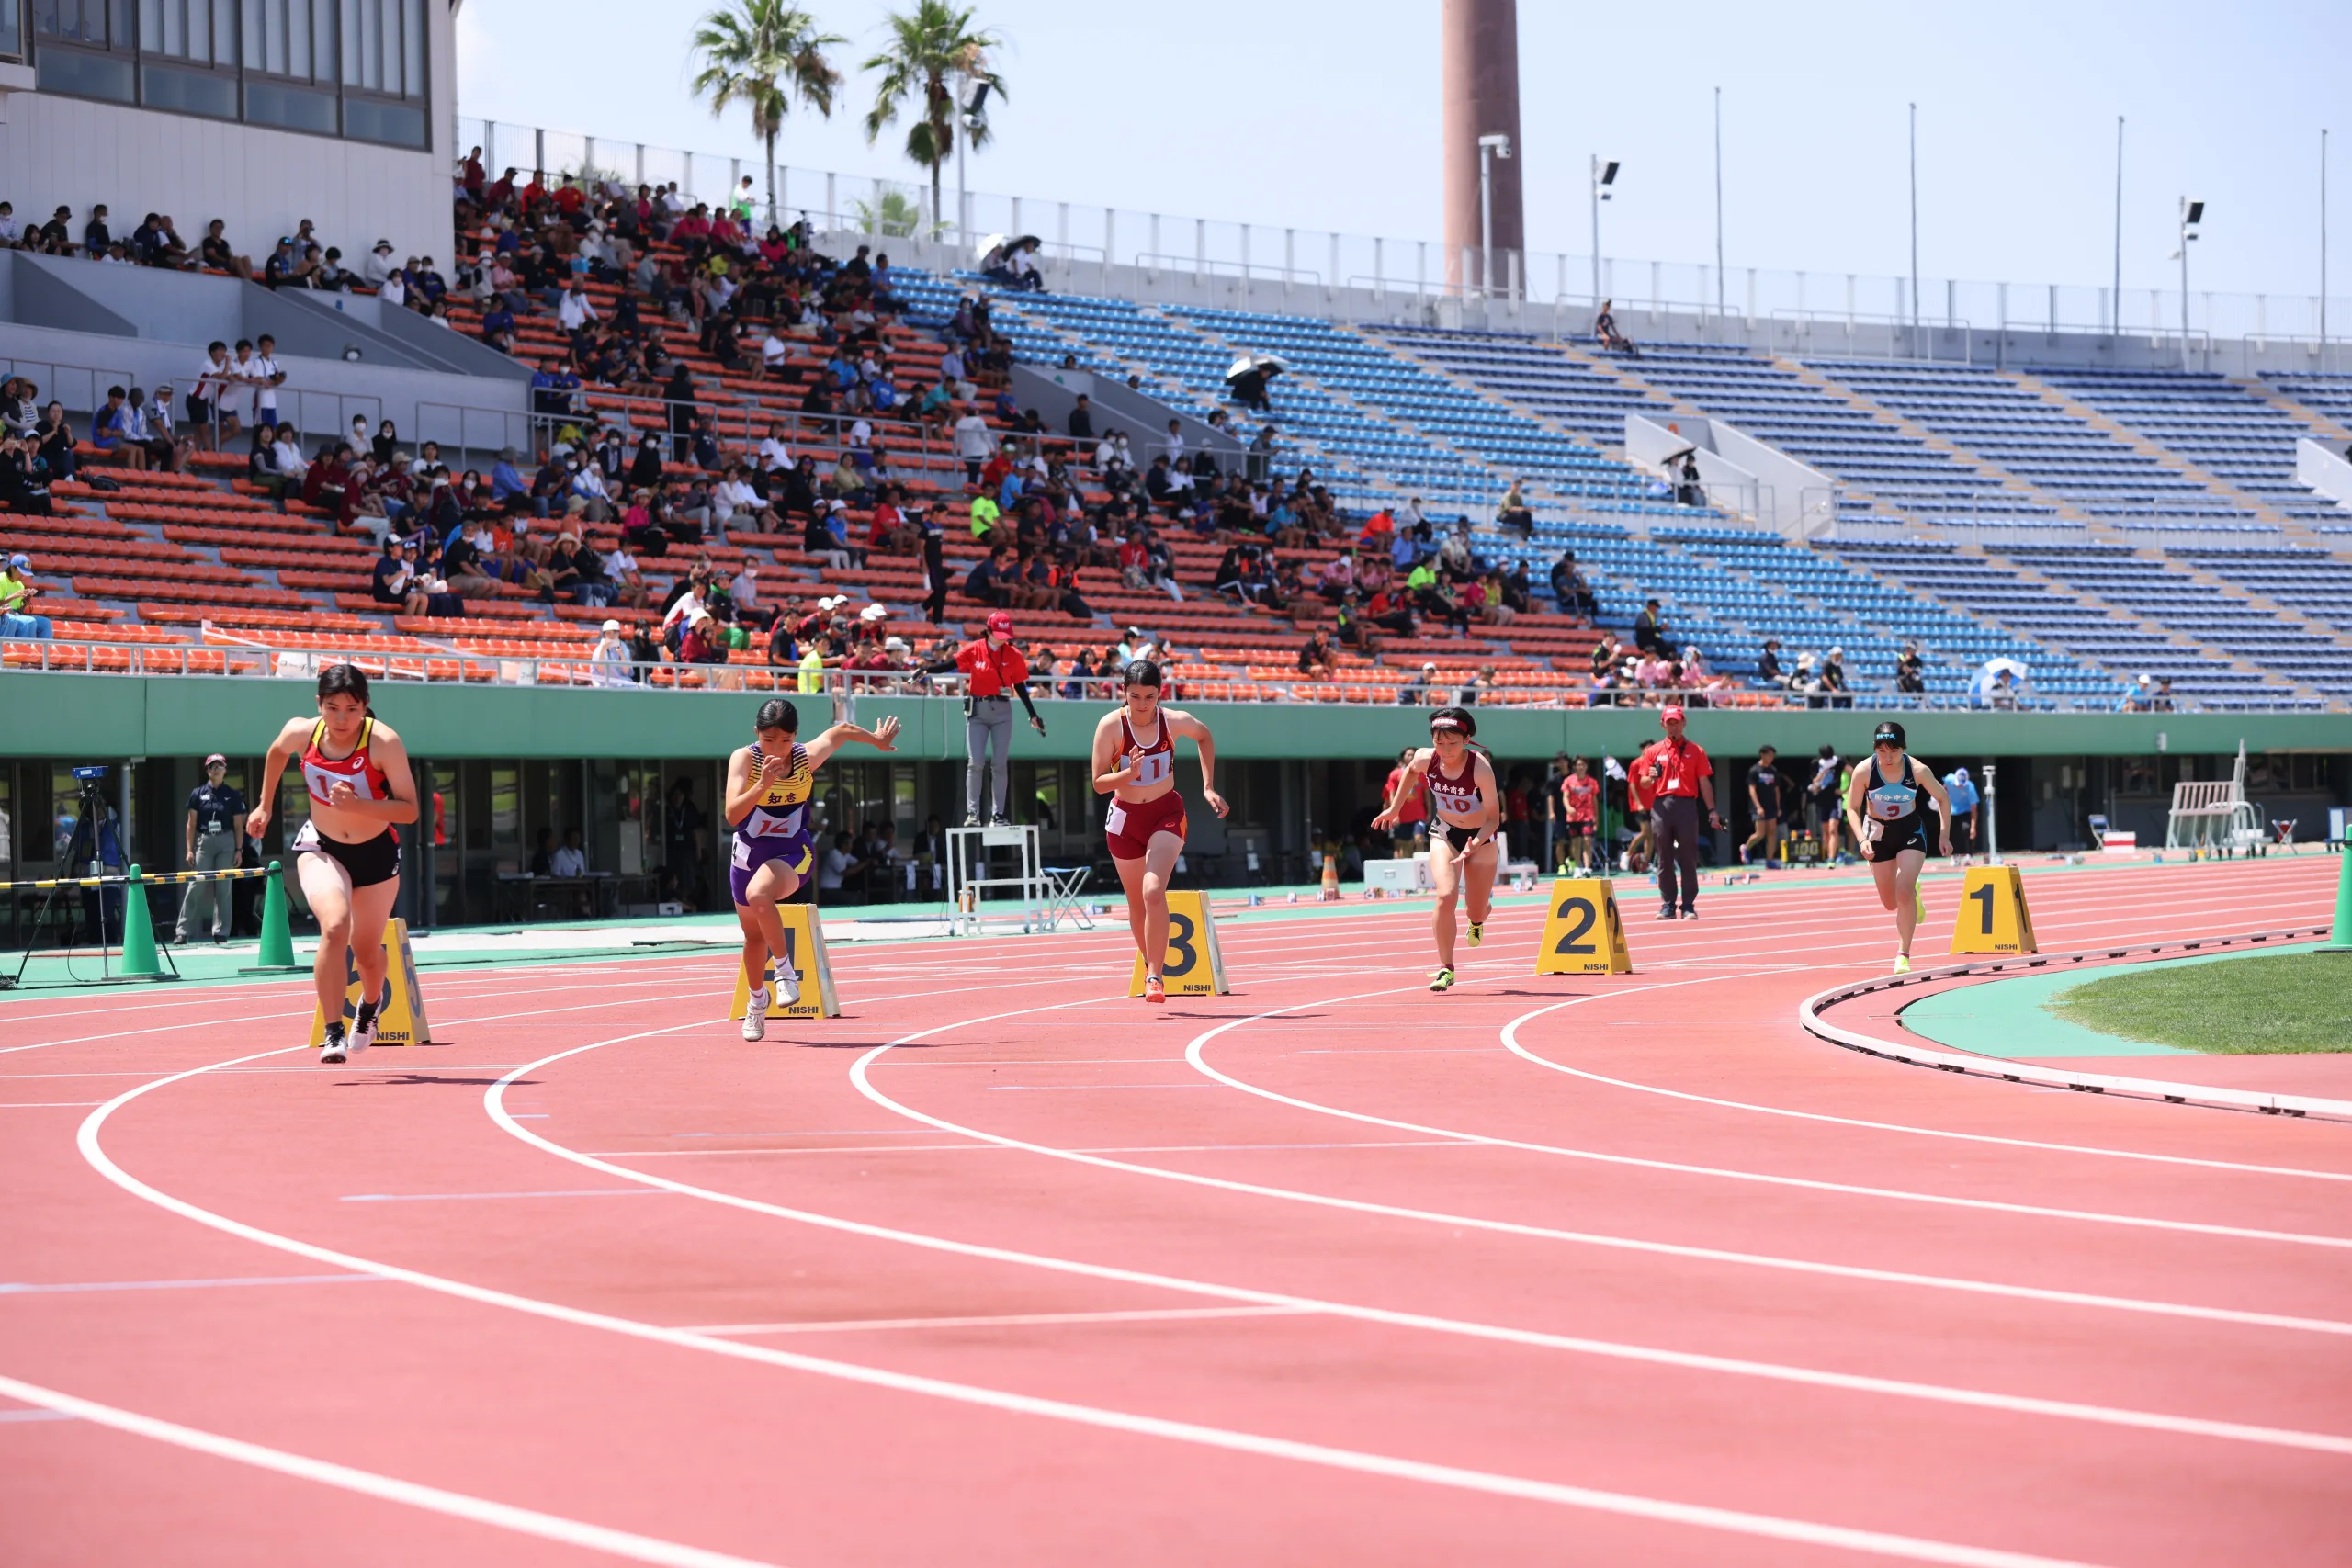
[0,434,53,516]
[954,406,993,484]
[1594,299,1639,355]
[200,220,254,280]
[1817,647,1851,709]
[0,201,17,246]
[729,561,771,630]
[373,536,431,616]
[257,423,308,499]
[1550,549,1596,617]
[32,205,70,254]
[314,245,351,290]
[1895,643,1925,695]
[34,401,75,481]
[1067,393,1095,441]
[2152,676,2176,712]
[1756,637,1786,688]
[364,239,399,288]
[83,203,112,258]
[1634,597,1667,655]
[663,363,699,462]
[89,385,144,468]
[1498,479,1534,537]
[0,554,52,639]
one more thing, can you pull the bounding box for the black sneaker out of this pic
[1680,907,1699,920]
[1656,907,1679,920]
[320,1023,349,1066]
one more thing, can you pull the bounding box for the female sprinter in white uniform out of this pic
[1842,718,1952,973]
[1372,705,1501,991]
[723,697,900,1040]
[1089,659,1227,1003]
[246,663,420,1064]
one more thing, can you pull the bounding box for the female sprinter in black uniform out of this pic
[1372,706,1501,991]
[247,664,420,1063]
[1842,718,1952,973]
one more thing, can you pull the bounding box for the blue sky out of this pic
[458,0,2338,302]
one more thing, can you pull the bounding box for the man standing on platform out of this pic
[176,753,247,944]
[1641,705,1720,921]
[955,610,1045,826]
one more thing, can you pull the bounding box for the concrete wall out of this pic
[0,3,453,276]
[2298,437,2352,512]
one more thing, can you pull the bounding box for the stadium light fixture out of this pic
[1476,133,1512,299]
[1590,157,1619,309]
[956,82,993,252]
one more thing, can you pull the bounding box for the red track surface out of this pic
[4,857,2347,1567]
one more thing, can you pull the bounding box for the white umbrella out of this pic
[976,232,1008,265]
[1226,353,1288,380]
[1969,657,2031,703]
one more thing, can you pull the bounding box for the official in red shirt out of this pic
[1382,745,1429,857]
[1643,704,1721,920]
[954,610,1044,826]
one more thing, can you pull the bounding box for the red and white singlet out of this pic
[1117,710,1177,793]
[1425,748,1487,821]
[300,718,393,806]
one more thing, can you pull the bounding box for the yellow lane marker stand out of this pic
[1951,864,2038,955]
[1129,889,1231,997]
[309,919,433,1047]
[1535,878,1634,976]
[729,903,842,1020]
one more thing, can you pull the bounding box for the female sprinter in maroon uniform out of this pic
[247,663,420,1064]
[1373,706,1501,991]
[1090,659,1227,1003]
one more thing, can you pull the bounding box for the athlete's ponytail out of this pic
[317,661,373,716]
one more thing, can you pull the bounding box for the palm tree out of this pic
[861,1,1005,235]
[689,0,845,230]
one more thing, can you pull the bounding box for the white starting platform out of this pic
[945,825,1093,937]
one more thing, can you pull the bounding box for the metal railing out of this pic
[0,633,2211,711]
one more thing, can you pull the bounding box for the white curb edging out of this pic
[1796,927,2352,1122]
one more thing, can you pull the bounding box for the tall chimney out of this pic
[1440,0,1525,294]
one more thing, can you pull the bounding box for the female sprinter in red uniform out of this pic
[1373,706,1501,991]
[246,664,420,1064]
[723,697,901,1040]
[1090,659,1227,1003]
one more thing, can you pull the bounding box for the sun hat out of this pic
[1661,705,1686,725]
[601,619,621,633]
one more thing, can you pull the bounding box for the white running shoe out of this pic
[350,1006,378,1055]
[741,986,770,1042]
[319,1025,349,1066]
[775,963,803,1007]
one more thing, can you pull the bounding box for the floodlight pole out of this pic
[2323,128,2331,360]
[1477,133,1511,299]
[1713,87,1725,324]
[1590,154,1602,309]
[2178,197,2194,370]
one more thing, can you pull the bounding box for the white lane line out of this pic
[0,1372,785,1568]
[1,1274,389,1295]
[1182,973,2352,1250]
[0,1100,106,1108]
[691,1305,1315,1337]
[845,985,2352,1337]
[74,1053,2120,1568]
[589,1139,1474,1159]
[340,1189,672,1203]
[482,1006,2352,1456]
[1499,1001,2352,1184]
[0,1406,80,1423]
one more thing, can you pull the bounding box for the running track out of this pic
[3,857,2346,1567]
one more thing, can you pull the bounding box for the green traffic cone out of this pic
[118,865,165,977]
[2323,850,2352,954]
[241,860,303,973]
